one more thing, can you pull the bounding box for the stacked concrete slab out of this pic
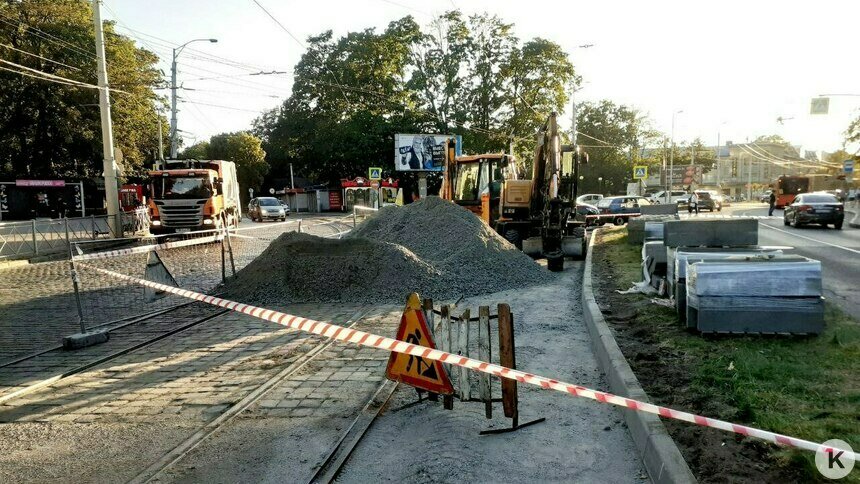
[628,214,679,245]
[671,248,784,325]
[662,218,758,248]
[686,258,825,334]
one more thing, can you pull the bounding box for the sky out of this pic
[102,0,860,156]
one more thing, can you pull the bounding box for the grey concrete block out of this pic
[688,258,821,297]
[663,218,759,247]
[643,241,667,264]
[62,330,109,350]
[641,204,679,215]
[689,296,825,334]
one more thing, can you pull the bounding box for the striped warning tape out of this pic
[72,234,223,262]
[79,262,857,462]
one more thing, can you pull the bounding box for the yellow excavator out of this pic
[440,113,587,271]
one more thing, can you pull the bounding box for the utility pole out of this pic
[92,0,121,237]
[289,163,295,190]
[669,110,683,201]
[170,38,217,159]
[170,50,178,158]
[157,109,164,164]
[715,131,721,188]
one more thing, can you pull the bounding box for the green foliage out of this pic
[575,100,652,194]
[0,0,166,180]
[254,12,576,186]
[180,132,268,203]
[754,134,789,145]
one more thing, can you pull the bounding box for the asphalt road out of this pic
[724,203,860,318]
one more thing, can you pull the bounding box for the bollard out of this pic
[297,219,302,233]
[64,217,70,248]
[353,207,357,227]
[32,219,38,255]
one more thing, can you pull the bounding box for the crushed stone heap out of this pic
[225,196,551,304]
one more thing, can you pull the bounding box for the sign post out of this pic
[633,166,648,180]
[368,167,382,180]
[843,159,854,175]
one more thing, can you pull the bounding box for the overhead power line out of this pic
[251,0,352,108]
[0,58,128,93]
[0,43,81,71]
[0,12,96,59]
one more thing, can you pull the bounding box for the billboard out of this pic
[394,134,456,172]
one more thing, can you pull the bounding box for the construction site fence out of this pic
[0,208,149,260]
[68,217,353,332]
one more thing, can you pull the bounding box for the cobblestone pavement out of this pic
[0,301,399,483]
[0,215,353,363]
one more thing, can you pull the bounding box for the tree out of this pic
[575,100,649,194]
[254,13,577,189]
[754,134,789,145]
[844,116,860,154]
[181,132,268,204]
[179,141,209,160]
[0,0,165,180]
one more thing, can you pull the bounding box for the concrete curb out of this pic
[581,229,696,484]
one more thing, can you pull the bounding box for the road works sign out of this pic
[368,167,383,180]
[633,166,648,179]
[385,293,454,395]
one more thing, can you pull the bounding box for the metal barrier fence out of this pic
[0,215,352,364]
[0,208,149,260]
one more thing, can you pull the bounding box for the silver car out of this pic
[248,197,287,222]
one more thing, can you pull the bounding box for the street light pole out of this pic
[668,110,683,202]
[170,38,217,159]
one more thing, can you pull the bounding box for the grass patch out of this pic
[597,228,860,482]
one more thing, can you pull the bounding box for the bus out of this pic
[773,175,808,208]
[773,174,846,208]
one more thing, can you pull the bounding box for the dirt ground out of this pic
[590,229,807,483]
[336,260,649,483]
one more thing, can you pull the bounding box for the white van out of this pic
[648,190,688,204]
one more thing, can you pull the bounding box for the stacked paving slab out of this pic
[659,218,824,334]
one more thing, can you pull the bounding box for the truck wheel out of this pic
[547,255,564,272]
[614,216,625,226]
[503,228,522,249]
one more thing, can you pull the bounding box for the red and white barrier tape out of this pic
[80,262,856,461]
[72,234,223,262]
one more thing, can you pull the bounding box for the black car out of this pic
[690,191,721,212]
[574,202,600,227]
[783,192,844,229]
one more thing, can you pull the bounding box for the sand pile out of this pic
[226,197,550,304]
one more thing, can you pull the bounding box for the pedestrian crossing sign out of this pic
[385,293,454,395]
[369,167,383,180]
[633,166,648,180]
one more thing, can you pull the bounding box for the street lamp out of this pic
[170,38,218,158]
[598,176,604,194]
[668,110,684,201]
[715,121,728,189]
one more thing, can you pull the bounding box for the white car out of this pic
[576,193,604,205]
[648,190,688,204]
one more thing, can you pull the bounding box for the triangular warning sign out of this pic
[385,293,454,395]
[144,251,179,302]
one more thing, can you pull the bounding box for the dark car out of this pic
[248,197,288,222]
[574,202,600,227]
[783,192,844,229]
[690,191,721,212]
[595,196,652,226]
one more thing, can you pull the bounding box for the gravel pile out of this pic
[226,197,550,304]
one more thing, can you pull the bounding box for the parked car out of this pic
[595,196,652,225]
[759,190,772,203]
[248,197,288,222]
[783,192,844,229]
[689,190,721,212]
[574,202,600,226]
[576,193,604,205]
[647,190,688,204]
[712,192,730,207]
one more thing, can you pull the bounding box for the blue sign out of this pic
[844,160,854,174]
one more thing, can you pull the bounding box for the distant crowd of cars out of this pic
[574,188,849,231]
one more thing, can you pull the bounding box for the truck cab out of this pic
[148,160,240,234]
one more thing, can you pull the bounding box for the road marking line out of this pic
[758,223,860,255]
